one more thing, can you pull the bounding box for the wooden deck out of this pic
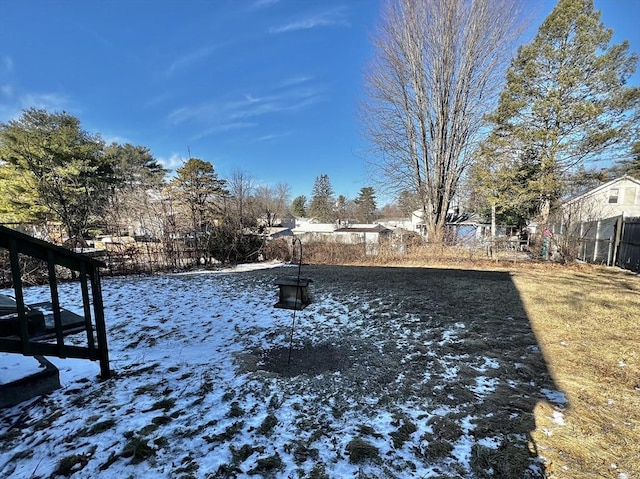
[0,298,87,340]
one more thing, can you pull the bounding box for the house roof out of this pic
[334,224,390,233]
[563,175,640,205]
[292,223,337,233]
[265,227,292,236]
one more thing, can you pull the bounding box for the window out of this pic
[609,188,619,204]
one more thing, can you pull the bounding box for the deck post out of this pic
[90,264,111,379]
[8,238,30,355]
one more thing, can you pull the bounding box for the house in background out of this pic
[290,219,393,254]
[559,175,640,223]
[553,175,640,266]
[291,218,339,241]
[333,224,392,255]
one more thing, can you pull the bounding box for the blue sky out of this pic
[0,0,638,203]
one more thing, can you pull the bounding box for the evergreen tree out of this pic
[308,174,335,222]
[469,143,541,234]
[291,195,307,217]
[486,0,640,225]
[104,142,166,188]
[354,187,377,223]
[0,108,110,243]
[101,142,167,237]
[611,141,640,177]
[335,195,348,223]
[0,160,48,224]
[397,190,420,218]
[171,158,228,235]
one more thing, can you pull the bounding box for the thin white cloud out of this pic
[279,76,313,87]
[157,153,185,171]
[20,93,70,111]
[269,7,350,34]
[166,45,219,75]
[1,92,71,122]
[190,122,257,141]
[252,131,292,143]
[1,84,13,97]
[1,56,14,74]
[250,0,280,9]
[167,104,218,125]
[166,79,326,141]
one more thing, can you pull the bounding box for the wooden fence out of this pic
[555,215,640,272]
[615,218,640,272]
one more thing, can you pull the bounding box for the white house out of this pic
[554,175,640,265]
[291,218,338,241]
[560,175,640,222]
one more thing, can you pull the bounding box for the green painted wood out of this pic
[0,225,111,379]
[47,249,65,356]
[0,337,95,359]
[8,237,30,355]
[79,263,97,360]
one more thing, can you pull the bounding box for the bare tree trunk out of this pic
[491,204,497,239]
[490,203,497,258]
[362,0,526,244]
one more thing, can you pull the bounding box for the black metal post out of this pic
[287,237,303,366]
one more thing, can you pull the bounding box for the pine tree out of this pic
[355,187,377,223]
[335,195,348,223]
[397,190,420,218]
[171,158,228,235]
[291,195,307,217]
[0,161,49,224]
[0,108,110,243]
[308,174,335,223]
[611,141,640,177]
[486,0,640,225]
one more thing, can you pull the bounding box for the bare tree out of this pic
[255,183,291,227]
[227,169,256,227]
[362,0,526,242]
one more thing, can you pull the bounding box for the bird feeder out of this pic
[274,277,312,310]
[273,237,312,366]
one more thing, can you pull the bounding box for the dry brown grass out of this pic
[305,244,640,477]
[510,266,640,479]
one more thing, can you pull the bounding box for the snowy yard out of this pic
[0,264,566,478]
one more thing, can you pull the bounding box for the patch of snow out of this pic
[449,415,477,472]
[439,329,457,344]
[473,356,500,372]
[471,376,499,396]
[477,436,502,449]
[172,261,286,275]
[0,353,44,385]
[0,268,552,479]
[541,388,568,405]
[552,410,566,426]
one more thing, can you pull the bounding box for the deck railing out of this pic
[0,225,110,379]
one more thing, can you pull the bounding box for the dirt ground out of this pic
[236,264,555,478]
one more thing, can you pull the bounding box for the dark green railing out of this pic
[0,225,110,379]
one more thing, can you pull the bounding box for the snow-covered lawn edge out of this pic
[1,265,561,478]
